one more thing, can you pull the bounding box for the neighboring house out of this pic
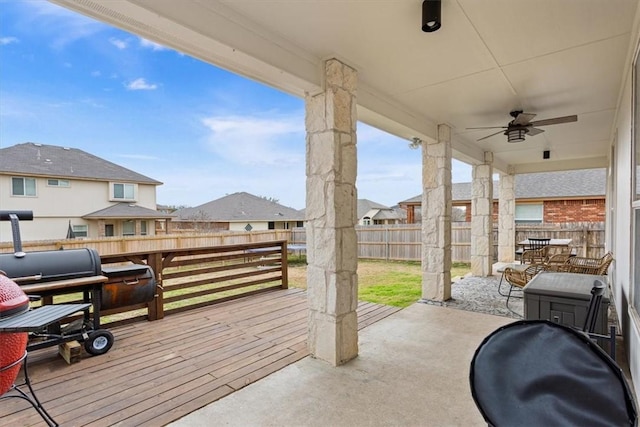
[0,142,173,242]
[172,192,304,232]
[399,169,606,224]
[357,199,404,225]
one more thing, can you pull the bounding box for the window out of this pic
[47,179,70,187]
[122,221,135,236]
[140,221,147,236]
[515,203,543,224]
[11,177,36,196]
[362,216,371,225]
[112,183,136,200]
[268,222,275,230]
[72,225,88,237]
[105,224,114,237]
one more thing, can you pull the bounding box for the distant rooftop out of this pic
[174,192,304,222]
[399,168,606,204]
[0,142,161,184]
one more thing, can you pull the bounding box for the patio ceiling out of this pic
[51,0,639,174]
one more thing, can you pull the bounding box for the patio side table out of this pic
[523,272,612,356]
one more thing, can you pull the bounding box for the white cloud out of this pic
[21,1,107,49]
[125,78,158,91]
[91,70,101,77]
[0,36,19,45]
[80,98,104,108]
[109,37,128,50]
[139,38,167,51]
[201,113,305,166]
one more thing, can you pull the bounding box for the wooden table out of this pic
[518,238,572,248]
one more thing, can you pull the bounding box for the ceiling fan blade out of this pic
[529,115,578,127]
[527,127,545,136]
[512,112,536,126]
[466,126,508,130]
[477,130,505,141]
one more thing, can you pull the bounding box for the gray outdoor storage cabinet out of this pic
[523,272,610,355]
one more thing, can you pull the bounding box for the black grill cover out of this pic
[470,320,637,427]
[0,248,101,285]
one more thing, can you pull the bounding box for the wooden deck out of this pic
[1,288,401,426]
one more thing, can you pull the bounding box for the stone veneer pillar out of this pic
[305,58,358,366]
[498,173,516,262]
[421,125,452,301]
[471,154,494,276]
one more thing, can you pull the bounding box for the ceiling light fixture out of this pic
[409,137,422,149]
[422,0,441,33]
[506,128,527,143]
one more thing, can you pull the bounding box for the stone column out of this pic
[498,173,516,262]
[421,125,452,301]
[305,58,358,366]
[471,153,494,276]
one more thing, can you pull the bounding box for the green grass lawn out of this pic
[356,261,471,307]
[288,259,471,308]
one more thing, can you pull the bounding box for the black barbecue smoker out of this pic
[0,210,115,355]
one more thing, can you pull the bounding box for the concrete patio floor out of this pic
[169,302,511,427]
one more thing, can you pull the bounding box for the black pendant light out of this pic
[422,0,442,33]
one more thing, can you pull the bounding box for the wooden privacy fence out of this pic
[292,222,605,262]
[0,222,605,263]
[0,229,293,256]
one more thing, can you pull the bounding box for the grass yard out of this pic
[287,259,471,308]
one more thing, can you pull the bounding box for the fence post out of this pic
[147,252,164,321]
[385,227,390,261]
[582,226,589,257]
[280,241,288,289]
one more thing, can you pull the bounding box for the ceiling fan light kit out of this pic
[468,110,578,143]
[506,128,527,143]
[422,0,441,33]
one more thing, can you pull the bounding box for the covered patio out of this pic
[47,0,640,413]
[3,285,518,426]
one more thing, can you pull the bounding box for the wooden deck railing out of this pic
[98,240,289,327]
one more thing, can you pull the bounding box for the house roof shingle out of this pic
[399,169,606,204]
[174,192,304,222]
[0,142,161,184]
[357,199,404,221]
[83,203,175,219]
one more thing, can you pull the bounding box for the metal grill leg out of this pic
[0,352,58,427]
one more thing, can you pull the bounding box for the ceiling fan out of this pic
[468,110,578,143]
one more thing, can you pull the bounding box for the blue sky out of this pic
[0,0,472,210]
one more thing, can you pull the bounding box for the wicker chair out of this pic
[520,246,573,271]
[562,252,614,275]
[515,237,551,261]
[503,264,546,311]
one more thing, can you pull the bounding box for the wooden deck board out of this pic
[1,288,401,426]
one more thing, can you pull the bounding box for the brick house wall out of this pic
[543,199,605,222]
[459,198,605,223]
